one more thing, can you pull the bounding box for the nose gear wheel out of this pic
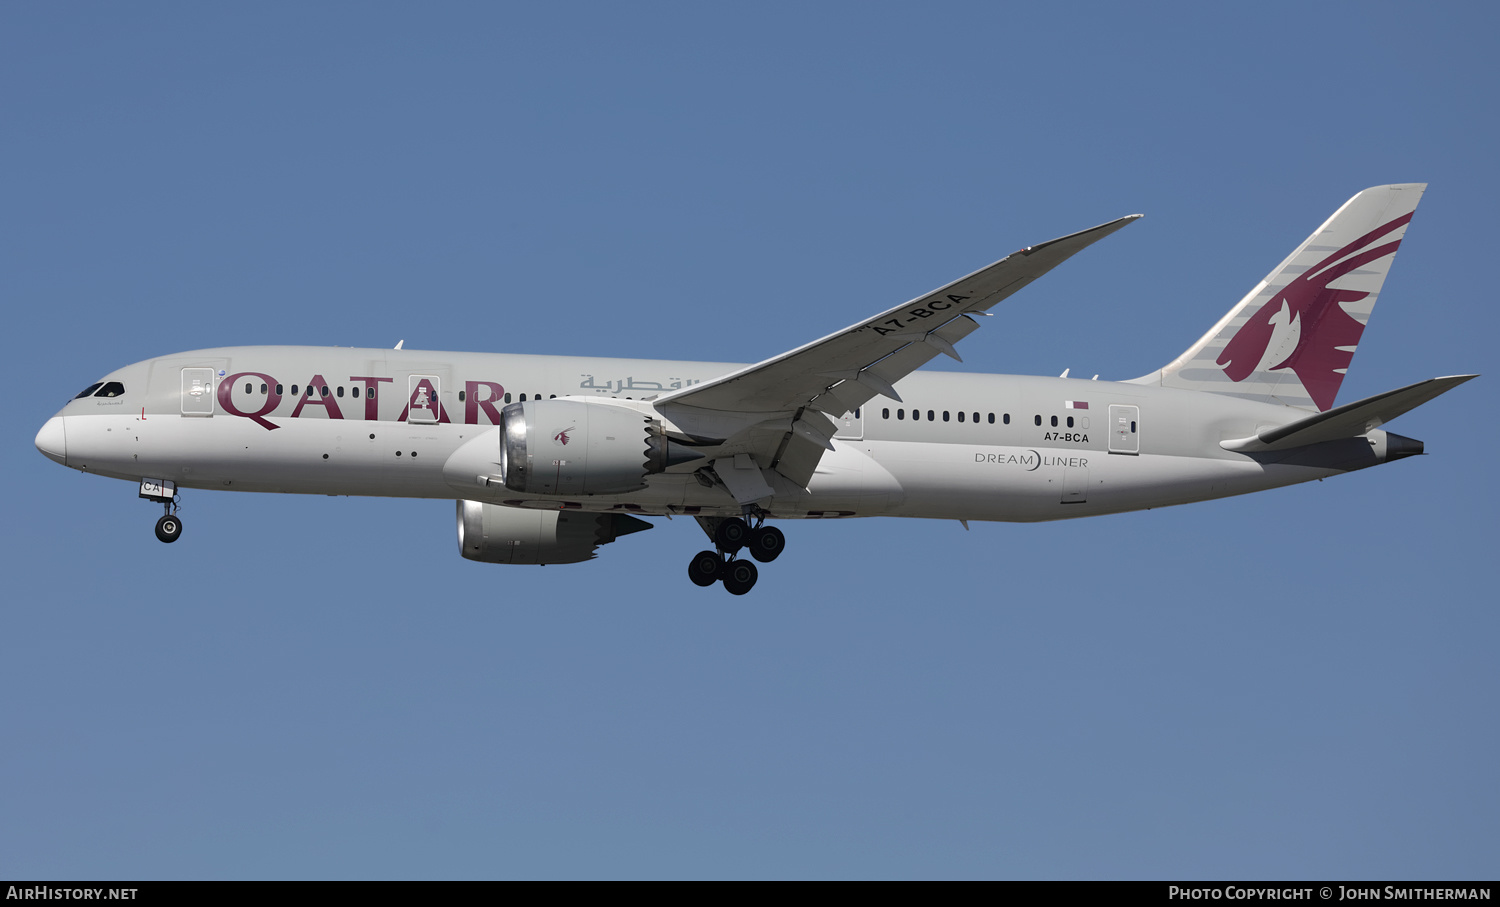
[152,495,182,544]
[154,514,182,543]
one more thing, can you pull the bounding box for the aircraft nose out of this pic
[35,416,67,466]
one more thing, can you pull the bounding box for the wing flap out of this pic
[771,430,829,489]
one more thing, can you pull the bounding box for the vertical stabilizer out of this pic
[1137,184,1425,411]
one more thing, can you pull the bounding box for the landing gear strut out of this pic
[687,513,783,595]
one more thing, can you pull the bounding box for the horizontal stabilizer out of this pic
[1221,374,1476,452]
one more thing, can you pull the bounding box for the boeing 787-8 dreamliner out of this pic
[35,184,1474,594]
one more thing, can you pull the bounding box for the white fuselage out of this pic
[40,346,1393,524]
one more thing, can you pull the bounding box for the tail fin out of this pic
[1135,184,1426,411]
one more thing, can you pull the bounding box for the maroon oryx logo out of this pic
[1217,213,1411,411]
[553,427,575,446]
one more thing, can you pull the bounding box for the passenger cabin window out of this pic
[1003,413,1010,424]
[1034,415,1042,426]
[458,390,466,402]
[337,386,344,398]
[882,408,890,419]
[1051,415,1058,427]
[74,383,104,399]
[94,382,125,397]
[958,411,965,422]
[291,385,299,396]
[244,382,253,394]
[897,409,905,420]
[353,387,360,398]
[942,411,949,422]
[276,384,284,395]
[1066,416,1074,428]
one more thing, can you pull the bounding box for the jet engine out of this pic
[456,500,652,565]
[498,399,702,496]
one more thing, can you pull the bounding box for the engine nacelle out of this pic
[456,500,652,565]
[499,399,701,496]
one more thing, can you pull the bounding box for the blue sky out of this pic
[3,2,1496,879]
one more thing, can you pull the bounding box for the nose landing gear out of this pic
[688,514,784,595]
[139,478,182,544]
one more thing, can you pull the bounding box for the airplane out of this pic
[34,184,1475,595]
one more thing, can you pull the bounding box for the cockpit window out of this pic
[93,382,126,398]
[74,383,104,399]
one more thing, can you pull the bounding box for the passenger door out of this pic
[181,368,217,416]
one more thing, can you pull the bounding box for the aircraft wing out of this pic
[652,214,1140,495]
[656,214,1142,418]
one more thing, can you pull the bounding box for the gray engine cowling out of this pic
[499,399,701,496]
[456,500,653,565]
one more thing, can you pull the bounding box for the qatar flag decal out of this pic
[1065,401,1089,410]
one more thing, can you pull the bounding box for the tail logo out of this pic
[1217,213,1411,410]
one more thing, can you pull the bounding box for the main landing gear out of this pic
[687,515,785,595]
